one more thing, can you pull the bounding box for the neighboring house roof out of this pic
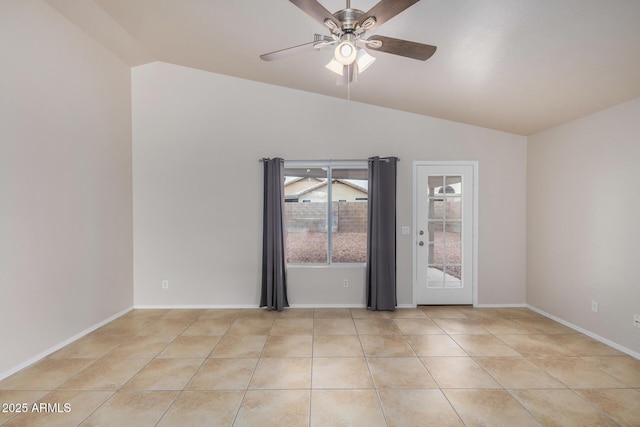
[284,176,305,186]
[339,179,368,193]
[284,179,368,199]
[285,180,327,199]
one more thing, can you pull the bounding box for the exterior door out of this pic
[414,163,476,305]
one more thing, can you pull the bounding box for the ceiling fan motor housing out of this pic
[333,8,365,33]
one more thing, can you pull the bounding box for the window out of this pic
[283,161,368,264]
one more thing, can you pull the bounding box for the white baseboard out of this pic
[474,303,527,308]
[135,303,417,309]
[133,304,258,309]
[0,306,133,381]
[289,304,365,308]
[527,304,640,360]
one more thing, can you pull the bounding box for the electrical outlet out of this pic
[343,279,349,288]
[634,314,640,328]
[162,280,169,289]
[591,301,598,313]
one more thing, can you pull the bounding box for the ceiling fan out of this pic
[260,0,437,85]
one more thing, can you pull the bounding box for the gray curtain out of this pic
[366,156,397,311]
[260,158,289,311]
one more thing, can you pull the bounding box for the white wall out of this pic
[132,62,527,308]
[0,0,133,376]
[527,97,640,355]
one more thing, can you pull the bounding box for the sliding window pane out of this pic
[331,168,368,263]
[283,168,328,263]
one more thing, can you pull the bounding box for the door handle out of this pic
[419,241,424,246]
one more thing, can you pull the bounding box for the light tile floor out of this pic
[1,307,639,426]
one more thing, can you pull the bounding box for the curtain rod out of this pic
[259,157,399,163]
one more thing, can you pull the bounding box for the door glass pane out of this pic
[428,199,444,219]
[428,221,443,242]
[444,262,462,287]
[445,198,461,219]
[428,243,444,264]
[428,176,444,197]
[444,243,461,265]
[445,265,462,280]
[444,279,462,288]
[444,176,462,195]
[427,266,445,288]
[444,222,462,242]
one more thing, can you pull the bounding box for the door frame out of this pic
[412,161,479,306]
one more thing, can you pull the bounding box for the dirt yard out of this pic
[286,231,462,276]
[286,232,366,263]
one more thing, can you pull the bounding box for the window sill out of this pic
[287,263,366,269]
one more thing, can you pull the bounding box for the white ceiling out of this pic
[45,0,640,135]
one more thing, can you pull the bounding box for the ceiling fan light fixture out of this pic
[324,18,339,33]
[361,16,377,30]
[334,41,357,65]
[364,39,382,49]
[325,57,344,76]
[356,48,376,73]
[336,63,355,85]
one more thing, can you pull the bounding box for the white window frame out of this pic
[284,160,368,265]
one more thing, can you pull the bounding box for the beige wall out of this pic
[0,1,133,376]
[132,62,527,307]
[527,97,640,355]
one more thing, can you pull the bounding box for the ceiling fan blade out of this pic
[289,0,341,29]
[358,0,420,29]
[366,35,437,61]
[260,40,320,61]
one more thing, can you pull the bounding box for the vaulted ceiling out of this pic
[45,0,640,135]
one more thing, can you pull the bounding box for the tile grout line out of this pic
[2,307,638,426]
[356,310,395,427]
[153,311,220,426]
[455,310,624,426]
[308,310,315,427]
[427,307,536,425]
[106,312,195,426]
[415,306,467,425]
[48,311,175,426]
[229,312,274,426]
[469,324,548,427]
